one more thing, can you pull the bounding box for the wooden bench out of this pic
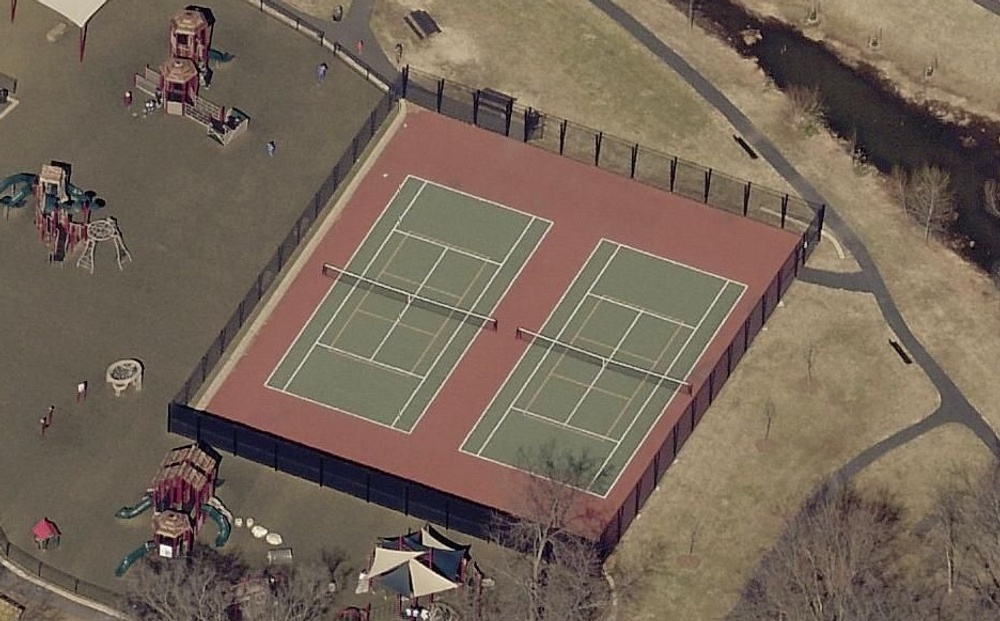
[404,10,440,40]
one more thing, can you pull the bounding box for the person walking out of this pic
[316,62,329,84]
[40,417,50,437]
[46,405,55,425]
[266,140,276,157]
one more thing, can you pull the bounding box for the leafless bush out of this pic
[786,85,823,133]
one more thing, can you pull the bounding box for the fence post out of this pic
[401,65,410,98]
[558,119,568,155]
[816,204,826,239]
[703,168,713,204]
[504,98,514,137]
[472,90,481,127]
[743,181,751,216]
[594,131,603,167]
[523,108,532,142]
[669,156,678,192]
[630,143,638,179]
[780,194,789,228]
[435,79,444,113]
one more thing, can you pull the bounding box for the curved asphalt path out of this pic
[587,0,1000,480]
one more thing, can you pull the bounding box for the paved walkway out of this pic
[263,0,398,78]
[588,0,1000,480]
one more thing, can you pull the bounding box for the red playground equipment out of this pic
[131,6,248,145]
[149,443,220,558]
[34,162,97,259]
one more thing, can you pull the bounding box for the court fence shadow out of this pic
[167,12,827,558]
[0,527,121,609]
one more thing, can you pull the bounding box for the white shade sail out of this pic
[35,0,109,26]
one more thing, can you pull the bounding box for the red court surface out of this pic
[206,107,801,539]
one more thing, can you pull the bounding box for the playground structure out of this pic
[0,161,125,267]
[132,6,248,146]
[114,443,232,576]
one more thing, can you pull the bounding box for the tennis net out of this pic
[322,263,499,331]
[516,327,691,394]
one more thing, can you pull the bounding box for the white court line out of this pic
[369,246,447,361]
[411,175,546,222]
[458,241,611,455]
[475,242,621,456]
[586,262,744,490]
[265,177,422,391]
[511,407,619,444]
[316,343,425,379]
[564,311,642,427]
[589,293,696,330]
[395,229,502,266]
[392,214,544,429]
[279,180,428,391]
[267,384,404,432]
[611,238,744,289]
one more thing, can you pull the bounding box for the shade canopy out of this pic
[31,518,60,541]
[367,548,459,599]
[378,525,470,582]
[35,0,108,26]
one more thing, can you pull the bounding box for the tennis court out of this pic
[266,176,551,432]
[461,239,746,496]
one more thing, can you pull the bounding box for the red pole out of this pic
[78,23,87,62]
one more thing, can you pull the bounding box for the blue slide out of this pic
[115,494,153,519]
[115,541,155,577]
[0,173,36,208]
[200,503,231,547]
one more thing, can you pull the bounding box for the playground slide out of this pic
[0,173,36,208]
[208,49,234,64]
[200,503,231,547]
[115,541,155,577]
[115,494,153,519]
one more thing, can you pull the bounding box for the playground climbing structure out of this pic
[114,443,232,575]
[131,7,248,145]
[76,217,132,274]
[0,161,128,269]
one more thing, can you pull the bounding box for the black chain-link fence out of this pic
[163,6,826,558]
[0,527,121,609]
[400,66,825,253]
[172,85,400,406]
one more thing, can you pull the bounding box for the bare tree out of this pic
[125,545,339,621]
[786,85,823,134]
[124,546,238,621]
[486,442,611,621]
[889,165,910,213]
[933,464,1000,614]
[906,165,957,241]
[729,481,905,621]
[241,563,337,621]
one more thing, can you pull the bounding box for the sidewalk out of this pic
[263,0,399,79]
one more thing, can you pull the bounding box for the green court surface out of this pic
[461,240,746,496]
[267,176,550,431]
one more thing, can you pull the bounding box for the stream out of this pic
[680,0,1000,273]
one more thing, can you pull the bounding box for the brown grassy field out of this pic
[741,0,1000,122]
[297,0,1000,616]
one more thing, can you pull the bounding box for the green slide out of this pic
[115,494,153,519]
[115,541,155,577]
[200,504,231,547]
